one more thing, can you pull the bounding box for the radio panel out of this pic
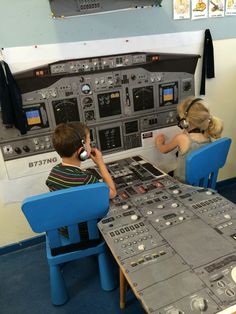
[0,52,199,161]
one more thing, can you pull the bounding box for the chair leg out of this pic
[120,268,127,310]
[49,264,68,306]
[98,252,115,291]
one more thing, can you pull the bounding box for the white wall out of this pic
[202,39,236,180]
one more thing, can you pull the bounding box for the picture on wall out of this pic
[191,0,208,19]
[225,0,236,15]
[209,0,224,17]
[173,0,190,19]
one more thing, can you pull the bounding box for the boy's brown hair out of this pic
[52,122,89,157]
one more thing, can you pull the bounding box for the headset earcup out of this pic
[78,149,88,161]
[178,118,189,129]
[181,118,189,129]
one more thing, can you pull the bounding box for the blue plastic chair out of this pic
[21,182,115,305]
[185,137,231,189]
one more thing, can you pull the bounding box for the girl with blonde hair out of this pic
[155,97,223,182]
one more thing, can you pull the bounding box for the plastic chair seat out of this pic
[185,137,231,189]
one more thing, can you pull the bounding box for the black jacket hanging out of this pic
[200,29,215,95]
[0,61,27,134]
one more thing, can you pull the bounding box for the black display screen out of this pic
[97,92,121,118]
[133,86,154,111]
[99,127,122,151]
[52,98,80,124]
[163,213,177,220]
[125,120,138,134]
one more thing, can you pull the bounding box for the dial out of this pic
[192,298,208,311]
[81,84,91,95]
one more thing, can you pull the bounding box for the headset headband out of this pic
[185,98,202,117]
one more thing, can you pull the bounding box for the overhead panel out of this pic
[49,0,162,17]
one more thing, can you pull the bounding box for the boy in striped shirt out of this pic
[46,121,116,199]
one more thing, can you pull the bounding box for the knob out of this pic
[192,298,208,311]
[23,145,30,152]
[79,77,84,83]
[122,204,129,210]
[131,74,136,80]
[231,266,236,283]
[172,189,180,194]
[138,244,145,251]
[131,215,138,221]
[14,147,22,154]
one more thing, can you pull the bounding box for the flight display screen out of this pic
[26,110,41,125]
[97,92,122,118]
[159,82,178,106]
[133,86,154,112]
[99,126,122,152]
[24,103,49,130]
[163,88,174,102]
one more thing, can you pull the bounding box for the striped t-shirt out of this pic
[46,163,99,240]
[46,163,99,191]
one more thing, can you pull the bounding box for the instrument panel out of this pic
[95,156,236,314]
[0,52,199,161]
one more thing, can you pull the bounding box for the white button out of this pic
[224,214,231,219]
[165,221,171,226]
[155,218,160,222]
[131,215,138,221]
[122,204,129,210]
[179,216,184,221]
[147,210,153,215]
[206,191,212,195]
[173,189,179,194]
[180,210,185,214]
[157,205,164,209]
[231,267,236,283]
[171,203,179,208]
[138,244,145,251]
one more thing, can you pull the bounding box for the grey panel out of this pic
[49,0,161,17]
[123,245,190,291]
[160,218,235,268]
[140,271,204,310]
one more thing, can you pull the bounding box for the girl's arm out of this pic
[156,133,188,154]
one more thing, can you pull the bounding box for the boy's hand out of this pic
[90,148,104,165]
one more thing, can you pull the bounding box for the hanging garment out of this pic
[200,29,215,95]
[0,61,27,134]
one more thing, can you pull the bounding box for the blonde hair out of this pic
[177,98,223,139]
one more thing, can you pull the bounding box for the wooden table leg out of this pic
[119,268,126,309]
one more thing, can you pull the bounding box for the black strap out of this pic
[200,29,215,95]
[189,128,204,134]
[51,238,103,256]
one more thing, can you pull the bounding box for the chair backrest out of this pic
[185,137,231,189]
[22,182,109,251]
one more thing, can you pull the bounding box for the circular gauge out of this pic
[82,97,93,109]
[81,84,91,94]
